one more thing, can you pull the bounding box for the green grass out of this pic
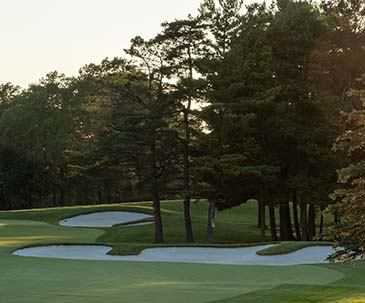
[0,200,364,303]
[0,252,344,303]
[0,200,270,244]
[109,242,265,256]
[0,202,154,224]
[211,263,365,303]
[256,242,333,256]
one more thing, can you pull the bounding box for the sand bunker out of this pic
[18,211,336,265]
[13,245,335,266]
[59,211,153,227]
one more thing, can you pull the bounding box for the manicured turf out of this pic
[0,201,364,302]
[213,263,365,303]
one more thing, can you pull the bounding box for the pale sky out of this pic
[0,0,259,88]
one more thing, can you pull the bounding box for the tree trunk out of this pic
[259,199,266,241]
[308,204,316,241]
[300,198,308,241]
[59,188,65,207]
[75,190,82,205]
[181,40,195,243]
[52,190,57,207]
[6,198,12,211]
[279,202,294,241]
[151,142,163,243]
[319,207,324,235]
[59,167,65,207]
[207,201,216,243]
[97,187,102,204]
[107,188,112,204]
[117,190,122,203]
[292,192,301,240]
[269,205,278,241]
[152,192,163,243]
[183,109,194,242]
[257,200,262,227]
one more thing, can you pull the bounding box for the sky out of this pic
[0,0,259,88]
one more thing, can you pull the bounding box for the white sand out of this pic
[13,245,335,266]
[18,212,336,265]
[59,211,153,227]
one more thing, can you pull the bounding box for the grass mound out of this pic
[256,242,333,256]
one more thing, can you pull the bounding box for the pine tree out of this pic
[158,16,206,242]
[195,3,280,242]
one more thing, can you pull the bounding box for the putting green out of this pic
[0,202,363,303]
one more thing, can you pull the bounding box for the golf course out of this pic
[2,0,365,301]
[0,200,364,303]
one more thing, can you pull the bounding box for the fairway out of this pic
[1,201,364,303]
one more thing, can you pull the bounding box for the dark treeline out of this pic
[1,0,365,244]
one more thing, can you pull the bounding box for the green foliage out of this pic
[0,83,21,105]
[330,75,365,261]
[194,3,279,210]
[0,72,98,208]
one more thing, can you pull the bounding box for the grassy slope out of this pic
[0,200,267,246]
[0,200,364,303]
[0,203,155,224]
[256,242,333,256]
[213,263,365,303]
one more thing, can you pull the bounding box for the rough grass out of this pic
[108,242,266,256]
